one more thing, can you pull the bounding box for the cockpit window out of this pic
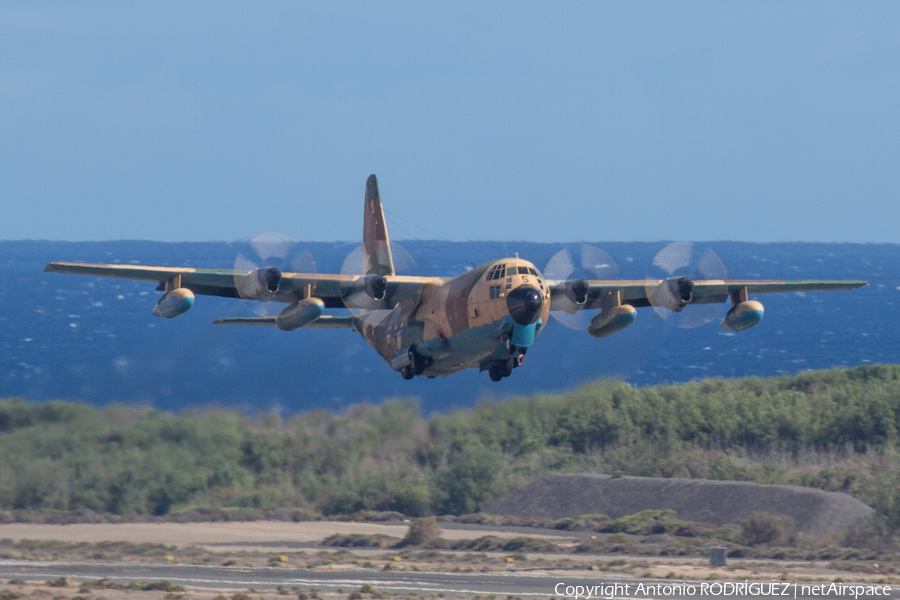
[517,266,529,275]
[487,264,508,281]
[528,268,538,276]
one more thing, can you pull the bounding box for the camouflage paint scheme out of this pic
[45,175,867,381]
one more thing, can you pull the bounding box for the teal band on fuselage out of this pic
[512,318,542,347]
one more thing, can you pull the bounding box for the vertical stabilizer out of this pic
[363,174,395,276]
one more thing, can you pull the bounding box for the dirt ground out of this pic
[0,582,344,600]
[0,521,895,594]
[0,521,567,546]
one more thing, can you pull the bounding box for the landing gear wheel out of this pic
[401,365,414,380]
[409,345,428,376]
[489,358,515,381]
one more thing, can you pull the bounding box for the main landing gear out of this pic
[400,346,432,380]
[488,352,525,382]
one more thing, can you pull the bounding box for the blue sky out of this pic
[2,2,898,243]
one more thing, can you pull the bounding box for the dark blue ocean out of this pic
[1,240,897,414]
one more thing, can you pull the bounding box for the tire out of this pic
[500,358,514,378]
[408,345,426,375]
[488,366,503,382]
[401,365,414,380]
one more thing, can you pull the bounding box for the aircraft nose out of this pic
[507,286,544,325]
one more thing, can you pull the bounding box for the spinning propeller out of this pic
[645,242,727,328]
[231,233,316,316]
[339,242,416,314]
[543,244,619,330]
[544,242,729,332]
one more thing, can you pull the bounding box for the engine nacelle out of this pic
[236,267,282,300]
[648,276,694,311]
[152,288,195,319]
[565,279,590,305]
[720,300,764,332]
[390,346,415,372]
[587,304,637,338]
[275,298,325,331]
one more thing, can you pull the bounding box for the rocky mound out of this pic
[485,474,873,536]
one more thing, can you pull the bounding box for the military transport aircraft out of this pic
[45,175,866,382]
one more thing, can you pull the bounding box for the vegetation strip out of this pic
[2,364,900,536]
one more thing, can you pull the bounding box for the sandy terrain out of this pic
[0,521,567,546]
[0,521,900,600]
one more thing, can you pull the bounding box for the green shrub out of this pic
[740,512,797,546]
[402,517,441,547]
[453,536,506,551]
[603,510,682,535]
[128,581,185,592]
[321,533,400,548]
[501,536,557,552]
[547,514,611,531]
[434,444,504,515]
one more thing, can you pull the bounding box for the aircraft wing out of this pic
[209,315,357,328]
[550,279,868,311]
[44,262,435,309]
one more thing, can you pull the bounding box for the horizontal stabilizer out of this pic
[212,316,277,326]
[212,315,356,329]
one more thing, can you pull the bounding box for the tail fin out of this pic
[362,174,395,276]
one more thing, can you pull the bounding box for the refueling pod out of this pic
[275,298,325,331]
[720,300,764,332]
[587,304,637,338]
[152,288,195,319]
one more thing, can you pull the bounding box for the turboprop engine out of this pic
[648,276,694,311]
[275,298,325,331]
[236,267,282,300]
[720,300,764,332]
[561,279,590,306]
[152,288,195,319]
[340,273,392,310]
[364,274,388,301]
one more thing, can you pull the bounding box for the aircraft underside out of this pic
[360,318,529,380]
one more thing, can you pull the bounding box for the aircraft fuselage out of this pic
[355,257,550,379]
